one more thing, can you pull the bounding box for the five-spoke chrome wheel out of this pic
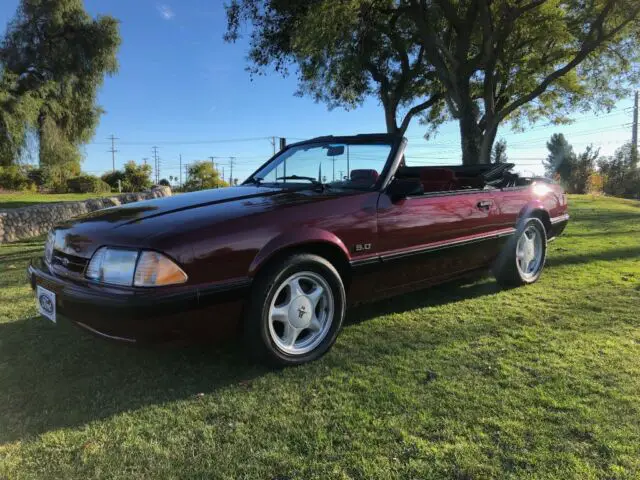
[515,224,544,280]
[494,217,547,286]
[268,271,334,355]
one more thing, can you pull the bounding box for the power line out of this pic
[90,136,276,146]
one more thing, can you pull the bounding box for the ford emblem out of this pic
[39,294,54,314]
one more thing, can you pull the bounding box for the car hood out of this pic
[76,186,284,226]
[51,186,356,259]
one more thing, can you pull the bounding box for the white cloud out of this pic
[156,4,175,20]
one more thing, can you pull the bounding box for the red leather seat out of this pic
[350,169,379,186]
[420,168,457,192]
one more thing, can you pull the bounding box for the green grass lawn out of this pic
[0,192,112,209]
[1,195,639,479]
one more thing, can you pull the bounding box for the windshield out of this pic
[248,141,393,190]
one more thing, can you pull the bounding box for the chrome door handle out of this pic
[477,200,492,210]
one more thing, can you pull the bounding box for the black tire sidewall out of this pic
[246,254,346,366]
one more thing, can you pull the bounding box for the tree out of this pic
[0,0,121,169]
[544,133,575,181]
[599,142,640,197]
[183,161,228,191]
[226,0,640,164]
[0,71,41,166]
[225,0,444,136]
[569,145,599,194]
[491,138,508,164]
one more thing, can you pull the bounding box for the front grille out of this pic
[51,250,89,277]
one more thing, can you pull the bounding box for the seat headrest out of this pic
[350,169,379,182]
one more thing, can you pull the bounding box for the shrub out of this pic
[27,168,48,188]
[46,163,78,193]
[0,165,33,191]
[587,173,604,194]
[66,175,112,194]
[101,162,152,192]
[101,170,125,191]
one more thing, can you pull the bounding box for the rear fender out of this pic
[517,200,551,233]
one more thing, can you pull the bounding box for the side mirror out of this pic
[325,145,345,157]
[386,178,423,200]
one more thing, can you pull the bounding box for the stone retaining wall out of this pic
[0,186,172,244]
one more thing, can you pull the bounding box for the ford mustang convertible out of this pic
[29,134,568,365]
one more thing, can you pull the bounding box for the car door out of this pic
[374,188,504,294]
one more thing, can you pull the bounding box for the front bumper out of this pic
[28,257,247,344]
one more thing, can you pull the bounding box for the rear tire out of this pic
[493,217,547,287]
[244,253,346,366]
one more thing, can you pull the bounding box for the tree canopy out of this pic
[225,0,444,135]
[544,133,575,179]
[599,142,640,197]
[0,0,121,169]
[226,0,640,165]
[491,138,508,163]
[183,162,229,191]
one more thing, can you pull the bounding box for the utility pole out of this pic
[108,134,119,172]
[142,157,148,166]
[229,157,235,185]
[152,146,160,184]
[209,156,217,170]
[179,154,182,188]
[339,170,344,180]
[633,91,638,163]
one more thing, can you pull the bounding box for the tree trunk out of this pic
[37,113,50,167]
[479,123,498,165]
[384,104,400,134]
[458,108,484,165]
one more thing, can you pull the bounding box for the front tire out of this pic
[244,253,346,366]
[493,217,547,287]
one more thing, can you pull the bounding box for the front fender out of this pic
[248,228,350,277]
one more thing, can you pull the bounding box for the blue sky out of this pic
[0,0,634,182]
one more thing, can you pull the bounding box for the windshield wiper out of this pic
[276,175,320,184]
[276,175,328,191]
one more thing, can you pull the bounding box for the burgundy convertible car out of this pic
[29,134,568,365]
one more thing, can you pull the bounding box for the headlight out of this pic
[86,248,138,286]
[532,182,551,197]
[86,248,187,287]
[44,231,55,264]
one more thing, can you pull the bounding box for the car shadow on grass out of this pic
[546,245,640,268]
[0,272,504,444]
